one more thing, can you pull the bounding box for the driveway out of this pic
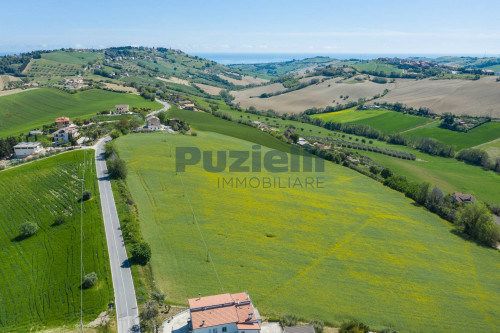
[149,99,171,116]
[161,309,190,333]
[95,137,140,333]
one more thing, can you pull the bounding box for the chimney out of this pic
[198,293,201,300]
[202,320,205,326]
[248,313,253,321]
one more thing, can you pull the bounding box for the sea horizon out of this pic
[1,51,499,65]
[191,52,500,65]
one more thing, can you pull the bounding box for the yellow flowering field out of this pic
[115,132,500,333]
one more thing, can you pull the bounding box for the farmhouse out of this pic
[452,192,476,204]
[14,142,43,158]
[115,104,130,113]
[284,128,296,139]
[183,103,195,110]
[52,127,80,144]
[64,77,84,89]
[189,292,261,333]
[55,117,72,129]
[146,116,163,130]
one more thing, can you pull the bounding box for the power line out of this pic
[178,172,225,293]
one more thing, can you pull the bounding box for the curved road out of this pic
[95,137,140,333]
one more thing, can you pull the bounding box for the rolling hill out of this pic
[0,87,162,137]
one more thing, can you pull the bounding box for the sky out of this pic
[1,0,500,55]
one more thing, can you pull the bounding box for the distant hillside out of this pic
[229,56,339,77]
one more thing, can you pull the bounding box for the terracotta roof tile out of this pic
[189,292,261,330]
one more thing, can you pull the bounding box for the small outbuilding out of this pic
[14,142,43,158]
[452,192,476,204]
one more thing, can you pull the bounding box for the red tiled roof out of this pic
[189,293,234,309]
[237,323,261,330]
[191,305,238,328]
[189,293,260,330]
[55,117,70,122]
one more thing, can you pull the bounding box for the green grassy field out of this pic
[404,121,500,150]
[168,107,290,151]
[353,61,403,75]
[483,64,500,72]
[0,88,162,137]
[476,138,500,158]
[114,132,500,333]
[311,108,432,133]
[351,112,433,133]
[24,58,82,77]
[0,150,112,331]
[41,51,103,65]
[358,149,500,204]
[312,107,389,122]
[169,108,500,204]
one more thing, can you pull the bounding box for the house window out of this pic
[213,329,218,333]
[222,328,227,333]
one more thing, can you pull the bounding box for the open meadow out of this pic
[403,121,500,150]
[312,108,433,133]
[378,76,500,117]
[0,87,162,137]
[352,61,403,75]
[476,138,500,158]
[114,131,500,333]
[231,78,395,114]
[41,51,103,65]
[0,150,112,331]
[170,108,500,204]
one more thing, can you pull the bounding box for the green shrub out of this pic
[82,190,92,201]
[380,168,393,179]
[455,203,500,246]
[310,320,324,333]
[110,131,121,140]
[81,272,98,289]
[280,314,298,326]
[53,214,66,226]
[18,222,38,238]
[108,157,127,179]
[131,242,152,265]
[151,289,166,305]
[339,320,370,333]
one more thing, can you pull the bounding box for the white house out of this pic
[14,142,43,158]
[52,127,80,144]
[146,116,162,130]
[189,292,261,333]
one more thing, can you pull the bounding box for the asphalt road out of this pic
[95,137,140,333]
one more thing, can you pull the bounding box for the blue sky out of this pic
[1,0,500,55]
